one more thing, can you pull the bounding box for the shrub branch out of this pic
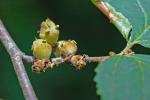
[0,20,37,100]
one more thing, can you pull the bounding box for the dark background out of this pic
[0,0,149,100]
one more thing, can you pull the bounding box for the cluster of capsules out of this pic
[31,18,85,73]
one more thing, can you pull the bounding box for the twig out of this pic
[83,55,109,63]
[29,54,110,72]
[22,53,110,72]
[50,55,109,70]
[51,55,73,66]
[22,54,34,63]
[0,20,37,100]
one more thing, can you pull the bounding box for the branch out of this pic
[0,20,37,100]
[83,55,109,63]
[31,54,110,72]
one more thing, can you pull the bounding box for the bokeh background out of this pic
[0,0,149,100]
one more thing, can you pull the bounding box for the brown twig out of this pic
[83,55,109,63]
[0,20,37,100]
[31,55,110,72]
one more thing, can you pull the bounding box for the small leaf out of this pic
[95,54,150,100]
[91,1,132,40]
[94,0,150,48]
[105,3,132,40]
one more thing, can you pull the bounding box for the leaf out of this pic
[91,1,132,40]
[94,54,150,100]
[93,0,150,48]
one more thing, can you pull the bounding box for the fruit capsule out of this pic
[31,39,52,59]
[54,40,77,57]
[39,18,59,45]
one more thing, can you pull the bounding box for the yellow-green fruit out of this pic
[31,39,52,59]
[39,18,59,45]
[54,40,77,57]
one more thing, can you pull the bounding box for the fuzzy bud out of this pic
[39,18,59,45]
[108,51,116,56]
[70,55,86,70]
[32,59,52,73]
[31,39,52,59]
[54,40,77,57]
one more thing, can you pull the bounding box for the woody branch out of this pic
[0,19,37,100]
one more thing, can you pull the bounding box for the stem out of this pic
[84,55,109,63]
[0,20,37,100]
[52,55,110,65]
[119,42,134,55]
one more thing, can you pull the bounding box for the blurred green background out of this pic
[0,0,149,100]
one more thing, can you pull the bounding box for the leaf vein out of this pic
[137,0,147,27]
[132,0,150,44]
[129,56,150,64]
[111,56,121,100]
[135,60,145,100]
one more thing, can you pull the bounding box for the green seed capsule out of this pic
[31,39,52,59]
[54,40,77,57]
[39,18,59,45]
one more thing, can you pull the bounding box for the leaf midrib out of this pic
[111,56,121,100]
[130,55,150,64]
[136,60,145,100]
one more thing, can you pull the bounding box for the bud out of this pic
[31,39,52,59]
[39,18,59,45]
[70,55,86,70]
[32,59,52,73]
[54,40,77,57]
[108,51,116,56]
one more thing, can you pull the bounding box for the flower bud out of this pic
[54,40,77,57]
[32,59,52,73]
[31,39,52,59]
[39,18,59,45]
[70,55,86,70]
[108,51,116,56]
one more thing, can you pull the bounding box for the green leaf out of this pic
[104,3,132,40]
[94,54,150,100]
[93,0,150,48]
[91,1,132,40]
